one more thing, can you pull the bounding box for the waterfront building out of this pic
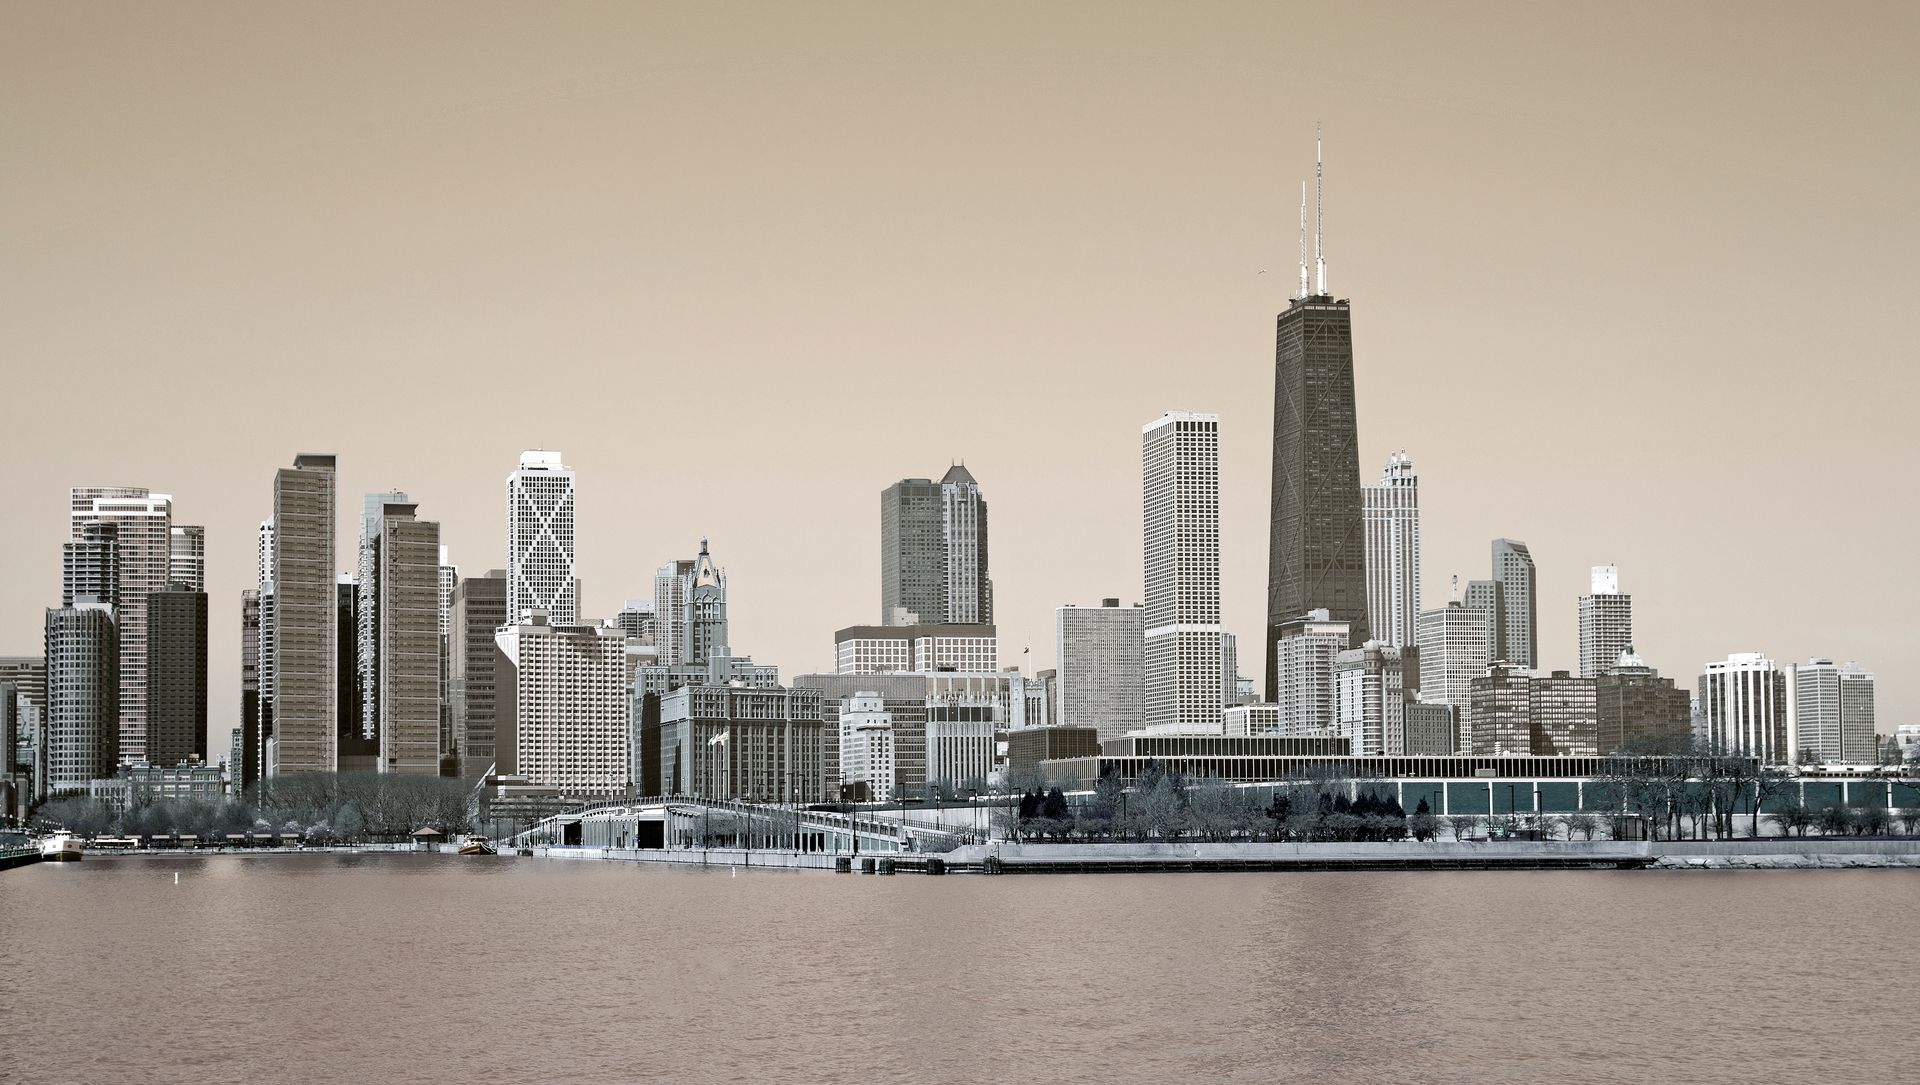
[1362,453,1420,649]
[451,570,507,782]
[1491,539,1537,668]
[1005,725,1100,787]
[835,623,998,675]
[70,487,171,763]
[356,495,443,775]
[169,526,206,591]
[837,692,897,801]
[1403,701,1454,755]
[1577,565,1633,678]
[1143,411,1223,733]
[1266,149,1369,699]
[146,582,207,766]
[1594,650,1691,753]
[495,611,629,795]
[1334,640,1412,756]
[44,601,118,791]
[647,685,824,803]
[1055,600,1143,740]
[1273,610,1350,738]
[1417,600,1489,748]
[506,450,578,626]
[1698,653,1788,763]
[879,466,992,626]
[269,454,338,776]
[1789,659,1876,764]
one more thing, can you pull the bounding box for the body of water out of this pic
[1,854,1910,1084]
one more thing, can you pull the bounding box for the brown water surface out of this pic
[0,854,1909,1084]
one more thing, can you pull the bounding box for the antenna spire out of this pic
[1297,181,1309,301]
[1314,121,1326,296]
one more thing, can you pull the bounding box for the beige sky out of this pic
[3,2,1917,753]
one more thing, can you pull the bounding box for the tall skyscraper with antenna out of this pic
[1266,127,1368,699]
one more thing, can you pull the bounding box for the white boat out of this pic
[39,833,84,862]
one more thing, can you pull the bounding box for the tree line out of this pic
[32,772,474,842]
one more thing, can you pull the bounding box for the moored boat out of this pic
[458,835,497,856]
[39,832,85,862]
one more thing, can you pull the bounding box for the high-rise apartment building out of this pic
[1266,150,1368,700]
[268,454,337,776]
[1698,653,1788,763]
[1273,610,1350,738]
[1055,600,1144,741]
[1466,664,1598,756]
[879,466,992,626]
[169,526,206,591]
[1789,659,1876,764]
[1143,412,1222,733]
[1491,539,1537,668]
[70,487,172,762]
[357,495,443,775]
[1578,565,1633,679]
[1417,600,1489,749]
[495,611,628,795]
[44,601,118,791]
[450,570,508,782]
[506,450,578,625]
[1335,640,1412,755]
[1362,452,1420,649]
[146,583,207,766]
[1594,650,1691,754]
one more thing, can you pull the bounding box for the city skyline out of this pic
[3,5,1916,751]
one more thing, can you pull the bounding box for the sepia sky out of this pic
[3,2,1917,753]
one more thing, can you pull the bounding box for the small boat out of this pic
[457,835,497,856]
[39,833,85,862]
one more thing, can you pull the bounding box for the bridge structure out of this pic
[510,795,970,855]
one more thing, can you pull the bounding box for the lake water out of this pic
[1,854,1911,1084]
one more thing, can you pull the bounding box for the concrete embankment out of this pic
[1648,839,1920,870]
[935,840,1656,872]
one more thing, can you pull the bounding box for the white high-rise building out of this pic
[1788,659,1876,764]
[1492,539,1537,668]
[838,692,897,802]
[1141,412,1223,734]
[169,525,205,591]
[70,487,172,763]
[1698,653,1787,764]
[1273,610,1350,737]
[1336,641,1408,756]
[1578,565,1633,679]
[1362,453,1420,649]
[495,611,629,795]
[1418,600,1490,746]
[506,450,578,626]
[940,466,991,625]
[1055,600,1144,741]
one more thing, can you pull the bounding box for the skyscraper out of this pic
[146,582,207,766]
[1491,539,1537,668]
[269,454,337,777]
[169,525,206,591]
[495,611,629,795]
[70,487,172,762]
[357,495,443,775]
[1142,411,1222,733]
[44,601,118,791]
[1698,653,1788,763]
[1363,452,1420,649]
[1055,599,1144,741]
[1577,565,1633,678]
[1273,610,1350,737]
[1335,640,1413,755]
[450,570,508,782]
[1267,136,1368,699]
[63,520,119,607]
[684,538,729,674]
[506,450,578,626]
[879,466,992,626]
[1789,659,1876,764]
[1417,599,1490,748]
[1464,578,1502,665]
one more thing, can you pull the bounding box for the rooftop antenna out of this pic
[1314,121,1326,296]
[1451,573,1459,603]
[1297,181,1309,301]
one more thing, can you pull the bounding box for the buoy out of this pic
[174,872,179,885]
[731,866,737,877]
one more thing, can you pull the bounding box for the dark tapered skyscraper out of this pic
[1266,137,1367,699]
[879,466,991,626]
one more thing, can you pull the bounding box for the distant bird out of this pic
[1257,269,1269,274]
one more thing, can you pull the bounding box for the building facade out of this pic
[837,692,897,801]
[1577,565,1633,679]
[1273,610,1351,739]
[1790,659,1876,764]
[1593,651,1692,753]
[496,612,629,795]
[1143,411,1222,733]
[268,455,338,776]
[146,583,207,766]
[1335,640,1412,756]
[506,450,578,625]
[1491,539,1536,668]
[451,570,508,782]
[1698,653,1788,763]
[70,487,172,762]
[1055,600,1144,741]
[650,685,825,803]
[835,623,998,675]
[1362,452,1420,649]
[1417,600,1489,750]
[169,525,206,591]
[357,496,443,775]
[44,602,118,792]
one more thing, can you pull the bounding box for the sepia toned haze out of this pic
[3,2,1916,757]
